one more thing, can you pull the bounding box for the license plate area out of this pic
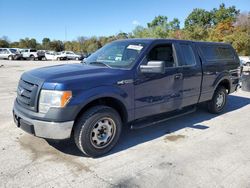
[13,112,35,135]
[13,113,20,127]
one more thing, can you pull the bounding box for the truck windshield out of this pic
[84,41,146,68]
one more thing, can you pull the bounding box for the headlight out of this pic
[39,90,72,113]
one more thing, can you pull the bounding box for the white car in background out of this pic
[20,49,38,60]
[45,51,67,61]
[239,56,250,66]
[61,51,82,60]
[0,48,22,60]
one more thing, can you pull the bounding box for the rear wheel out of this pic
[74,105,122,157]
[29,55,35,61]
[207,86,227,114]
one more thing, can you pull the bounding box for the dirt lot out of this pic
[0,60,250,188]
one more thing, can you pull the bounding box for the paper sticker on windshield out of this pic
[127,45,143,51]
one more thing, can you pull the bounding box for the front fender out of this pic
[68,85,133,120]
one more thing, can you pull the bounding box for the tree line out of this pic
[0,3,249,55]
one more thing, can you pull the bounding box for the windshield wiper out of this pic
[88,62,111,68]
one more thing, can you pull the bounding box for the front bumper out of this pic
[13,105,74,139]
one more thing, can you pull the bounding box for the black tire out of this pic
[8,55,13,60]
[30,55,35,61]
[74,105,122,157]
[207,86,227,114]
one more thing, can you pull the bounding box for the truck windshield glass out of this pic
[84,41,146,68]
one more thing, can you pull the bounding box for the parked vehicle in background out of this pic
[0,48,22,60]
[13,39,241,157]
[11,48,22,54]
[37,50,46,60]
[239,56,250,66]
[21,49,38,60]
[45,51,67,61]
[61,51,83,60]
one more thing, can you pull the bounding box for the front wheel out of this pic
[74,105,122,157]
[8,55,13,60]
[207,86,227,114]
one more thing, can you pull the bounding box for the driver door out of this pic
[134,42,183,119]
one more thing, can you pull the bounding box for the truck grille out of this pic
[17,78,39,111]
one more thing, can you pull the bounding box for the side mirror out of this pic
[140,61,165,74]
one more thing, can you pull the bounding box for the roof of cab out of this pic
[115,38,230,46]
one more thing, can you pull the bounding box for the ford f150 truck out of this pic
[13,39,240,157]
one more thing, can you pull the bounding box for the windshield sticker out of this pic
[127,45,143,51]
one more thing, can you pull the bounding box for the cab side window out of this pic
[179,44,196,66]
[148,44,175,68]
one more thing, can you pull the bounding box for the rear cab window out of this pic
[199,44,235,61]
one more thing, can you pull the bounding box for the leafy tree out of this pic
[64,41,73,51]
[169,18,180,30]
[183,25,209,41]
[224,13,250,55]
[42,37,50,50]
[133,16,181,39]
[185,8,212,28]
[10,42,19,48]
[77,36,86,52]
[0,39,9,48]
[99,36,110,46]
[29,38,37,49]
[49,40,64,51]
[147,15,168,28]
[116,32,129,39]
[208,20,234,42]
[132,26,151,38]
[211,3,240,25]
[18,38,37,49]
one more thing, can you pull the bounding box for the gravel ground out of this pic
[0,60,250,188]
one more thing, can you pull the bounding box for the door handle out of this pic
[174,73,183,80]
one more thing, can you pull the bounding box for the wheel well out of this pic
[218,79,230,93]
[75,97,128,124]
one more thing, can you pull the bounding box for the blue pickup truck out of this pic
[13,39,241,157]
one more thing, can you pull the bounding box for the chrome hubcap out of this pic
[216,93,225,108]
[90,117,116,149]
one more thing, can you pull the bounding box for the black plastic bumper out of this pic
[14,99,80,122]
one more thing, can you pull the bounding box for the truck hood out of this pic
[24,63,130,90]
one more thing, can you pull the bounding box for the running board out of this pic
[130,106,197,130]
